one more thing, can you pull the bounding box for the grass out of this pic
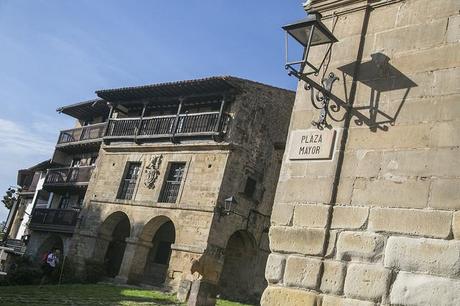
[0,284,254,306]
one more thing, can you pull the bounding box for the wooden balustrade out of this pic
[105,112,229,139]
[30,208,79,232]
[44,166,94,186]
[57,122,106,145]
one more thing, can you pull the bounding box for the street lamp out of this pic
[283,12,338,76]
[221,196,238,216]
[283,13,340,128]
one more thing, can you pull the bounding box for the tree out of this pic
[2,187,21,210]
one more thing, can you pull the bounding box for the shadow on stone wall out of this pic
[337,52,417,132]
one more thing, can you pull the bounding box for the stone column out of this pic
[115,237,152,284]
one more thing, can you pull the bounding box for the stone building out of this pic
[23,100,109,259]
[22,76,294,304]
[263,0,460,305]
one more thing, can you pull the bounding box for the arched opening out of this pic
[98,212,131,278]
[218,230,258,304]
[137,216,176,285]
[37,234,64,259]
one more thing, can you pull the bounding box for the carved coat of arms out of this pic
[144,155,163,189]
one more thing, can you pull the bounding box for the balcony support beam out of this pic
[170,97,184,143]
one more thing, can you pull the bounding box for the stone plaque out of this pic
[289,129,336,160]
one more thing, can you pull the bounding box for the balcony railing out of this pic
[2,239,26,254]
[44,166,94,187]
[105,112,229,139]
[57,122,106,145]
[29,208,79,233]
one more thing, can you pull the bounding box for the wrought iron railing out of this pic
[158,181,181,203]
[44,166,94,185]
[30,208,79,228]
[57,122,106,145]
[105,112,229,138]
[2,238,26,254]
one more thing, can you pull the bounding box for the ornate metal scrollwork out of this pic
[305,72,339,129]
[144,155,163,189]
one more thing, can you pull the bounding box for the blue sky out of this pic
[0,0,305,221]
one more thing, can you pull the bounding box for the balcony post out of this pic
[215,95,226,133]
[171,97,184,143]
[135,102,148,142]
[104,102,116,138]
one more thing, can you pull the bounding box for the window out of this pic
[117,162,141,200]
[59,193,71,209]
[244,177,257,198]
[159,162,185,203]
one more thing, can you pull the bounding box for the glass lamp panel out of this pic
[288,25,332,47]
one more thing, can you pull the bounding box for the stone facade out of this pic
[263,0,460,305]
[63,77,294,305]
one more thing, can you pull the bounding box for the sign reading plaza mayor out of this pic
[289,129,336,160]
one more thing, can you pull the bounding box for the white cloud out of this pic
[0,118,54,156]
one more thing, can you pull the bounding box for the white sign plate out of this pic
[288,129,336,160]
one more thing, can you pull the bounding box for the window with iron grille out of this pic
[117,162,141,200]
[159,162,186,203]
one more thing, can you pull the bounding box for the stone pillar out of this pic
[115,237,152,284]
[188,280,217,306]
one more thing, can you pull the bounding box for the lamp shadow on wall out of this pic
[337,52,417,132]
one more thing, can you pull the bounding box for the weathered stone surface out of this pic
[347,124,431,150]
[293,204,330,228]
[325,230,338,258]
[432,68,460,97]
[331,206,368,229]
[340,150,382,178]
[260,287,318,306]
[375,19,447,52]
[284,256,322,289]
[336,231,384,262]
[395,0,459,27]
[276,177,334,204]
[265,254,286,284]
[271,203,294,226]
[368,208,452,238]
[447,14,460,43]
[384,236,460,277]
[321,295,375,306]
[320,260,346,294]
[454,212,460,240]
[352,178,429,209]
[269,226,326,256]
[390,272,460,306]
[429,178,460,210]
[344,263,390,302]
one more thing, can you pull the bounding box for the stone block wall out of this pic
[263,0,460,305]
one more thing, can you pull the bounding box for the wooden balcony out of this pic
[43,166,94,192]
[105,112,229,141]
[29,208,79,233]
[56,123,106,152]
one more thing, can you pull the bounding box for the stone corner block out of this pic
[284,256,322,290]
[390,272,460,306]
[320,260,346,295]
[261,286,319,306]
[321,294,376,306]
[453,211,460,240]
[269,226,326,256]
[384,236,460,277]
[265,253,286,284]
[331,206,369,229]
[293,204,331,228]
[336,231,384,262]
[344,263,391,302]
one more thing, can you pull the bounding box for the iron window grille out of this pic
[117,162,141,200]
[159,162,186,203]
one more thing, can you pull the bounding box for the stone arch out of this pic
[95,211,131,278]
[37,234,64,259]
[218,230,259,304]
[130,216,176,285]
